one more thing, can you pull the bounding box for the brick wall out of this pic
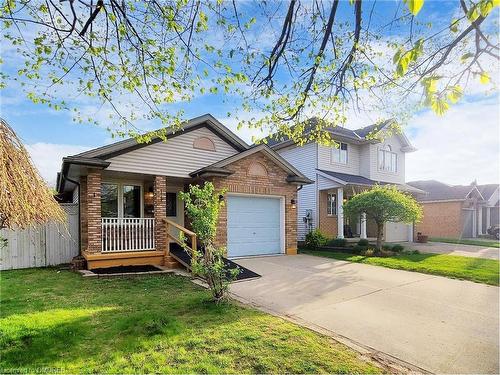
[318,190,338,237]
[210,152,298,254]
[154,176,167,252]
[80,176,88,252]
[86,170,101,252]
[415,201,464,238]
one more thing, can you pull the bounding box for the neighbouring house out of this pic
[407,180,500,239]
[56,114,312,269]
[268,119,424,243]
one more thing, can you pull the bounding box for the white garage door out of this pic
[385,221,412,242]
[227,195,282,257]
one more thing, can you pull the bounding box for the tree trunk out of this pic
[376,222,384,252]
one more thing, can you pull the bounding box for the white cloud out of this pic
[406,98,500,185]
[25,143,90,188]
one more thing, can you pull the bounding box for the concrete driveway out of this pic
[406,241,499,260]
[231,255,499,374]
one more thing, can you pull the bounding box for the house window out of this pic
[378,145,397,172]
[327,193,337,216]
[332,142,348,164]
[123,185,141,218]
[166,192,177,217]
[101,183,118,218]
[101,182,142,218]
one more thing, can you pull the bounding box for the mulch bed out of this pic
[91,265,164,274]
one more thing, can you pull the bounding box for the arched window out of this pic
[378,144,397,172]
[193,137,216,151]
[247,162,268,177]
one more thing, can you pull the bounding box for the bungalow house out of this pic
[407,180,500,238]
[56,114,312,269]
[267,119,425,242]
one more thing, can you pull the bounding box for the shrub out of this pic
[392,244,405,252]
[328,237,347,248]
[352,244,366,254]
[380,250,395,257]
[362,248,376,257]
[382,244,393,251]
[357,239,370,246]
[305,229,328,249]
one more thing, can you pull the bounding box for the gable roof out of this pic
[407,180,485,202]
[76,114,249,160]
[190,144,314,185]
[265,118,415,152]
[477,184,499,201]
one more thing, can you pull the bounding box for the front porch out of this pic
[80,169,196,269]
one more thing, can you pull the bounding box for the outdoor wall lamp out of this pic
[146,186,154,198]
[219,194,225,203]
[291,199,296,209]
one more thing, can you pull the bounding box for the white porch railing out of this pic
[101,218,155,252]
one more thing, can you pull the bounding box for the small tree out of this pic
[343,186,422,251]
[0,119,65,248]
[179,182,239,303]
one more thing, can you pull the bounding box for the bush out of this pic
[352,244,366,254]
[328,237,347,248]
[357,239,370,247]
[305,229,328,249]
[362,248,376,257]
[382,244,393,251]
[392,244,405,252]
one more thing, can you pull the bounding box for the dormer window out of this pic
[332,142,348,164]
[378,145,397,173]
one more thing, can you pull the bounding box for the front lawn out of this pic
[429,237,500,248]
[0,269,380,374]
[301,249,500,286]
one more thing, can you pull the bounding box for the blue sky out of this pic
[0,1,498,187]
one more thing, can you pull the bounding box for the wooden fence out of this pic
[0,203,79,270]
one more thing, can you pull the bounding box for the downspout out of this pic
[62,174,81,256]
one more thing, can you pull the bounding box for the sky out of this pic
[1,1,499,188]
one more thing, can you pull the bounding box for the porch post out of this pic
[86,170,102,253]
[337,187,344,238]
[154,176,167,252]
[360,213,367,239]
[477,207,483,235]
[486,207,491,231]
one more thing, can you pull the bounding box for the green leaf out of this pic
[431,97,449,116]
[450,19,459,33]
[405,0,425,16]
[460,52,474,63]
[446,85,463,104]
[479,71,490,84]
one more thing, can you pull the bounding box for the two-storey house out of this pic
[268,119,423,243]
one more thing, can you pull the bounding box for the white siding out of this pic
[278,143,317,240]
[317,142,360,175]
[106,127,238,177]
[72,187,79,203]
[317,175,342,191]
[359,144,371,179]
[365,135,405,184]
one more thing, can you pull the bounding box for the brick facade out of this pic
[154,176,167,252]
[210,152,298,255]
[86,170,102,252]
[415,201,464,238]
[80,176,88,252]
[318,190,338,237]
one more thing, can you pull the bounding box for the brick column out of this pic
[86,170,102,253]
[154,176,167,252]
[80,176,88,252]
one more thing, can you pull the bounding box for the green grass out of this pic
[301,249,500,286]
[429,237,500,248]
[0,269,380,374]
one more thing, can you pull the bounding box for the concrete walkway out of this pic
[231,255,499,374]
[407,241,499,260]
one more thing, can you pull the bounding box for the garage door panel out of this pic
[227,196,282,257]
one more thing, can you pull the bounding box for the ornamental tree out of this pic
[0,0,498,144]
[0,119,65,247]
[343,185,422,251]
[179,182,239,303]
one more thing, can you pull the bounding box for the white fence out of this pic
[0,203,79,270]
[101,217,155,252]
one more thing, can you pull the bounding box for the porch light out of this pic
[219,194,225,202]
[146,187,154,198]
[291,199,296,209]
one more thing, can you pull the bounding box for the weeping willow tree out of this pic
[0,118,66,246]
